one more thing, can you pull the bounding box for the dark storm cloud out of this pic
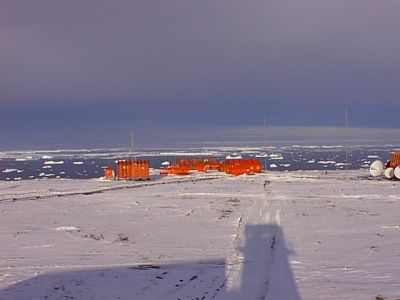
[1,0,400,149]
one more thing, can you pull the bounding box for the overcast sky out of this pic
[1,1,400,149]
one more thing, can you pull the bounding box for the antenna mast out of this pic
[344,109,349,170]
[131,130,135,161]
[131,130,135,180]
[264,116,268,172]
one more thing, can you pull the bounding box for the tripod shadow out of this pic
[234,224,300,299]
[0,224,300,299]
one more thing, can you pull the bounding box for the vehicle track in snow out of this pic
[221,175,299,300]
[0,175,224,203]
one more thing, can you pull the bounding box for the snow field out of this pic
[0,171,399,299]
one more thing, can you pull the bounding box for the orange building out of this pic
[220,159,263,176]
[387,152,400,168]
[117,159,150,180]
[160,157,263,176]
[103,167,115,179]
[161,166,190,175]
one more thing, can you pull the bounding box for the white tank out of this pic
[370,160,384,177]
[384,167,394,179]
[394,166,400,179]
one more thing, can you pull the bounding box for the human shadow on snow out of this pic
[0,224,300,300]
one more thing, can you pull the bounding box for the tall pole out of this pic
[131,130,135,180]
[264,117,268,172]
[131,130,135,161]
[345,109,349,170]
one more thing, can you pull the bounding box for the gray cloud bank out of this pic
[1,1,400,149]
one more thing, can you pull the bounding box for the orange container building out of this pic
[220,159,263,176]
[160,157,221,175]
[117,159,150,180]
[174,158,221,172]
[159,165,190,175]
[160,157,262,176]
[104,167,115,179]
[387,152,400,168]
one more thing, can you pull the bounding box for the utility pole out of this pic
[131,130,135,161]
[131,130,135,180]
[344,109,349,170]
[263,117,268,172]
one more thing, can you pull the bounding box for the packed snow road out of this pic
[0,171,399,299]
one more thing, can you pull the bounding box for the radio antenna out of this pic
[344,109,349,170]
[131,130,135,161]
[263,116,268,172]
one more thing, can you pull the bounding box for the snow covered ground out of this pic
[0,170,399,299]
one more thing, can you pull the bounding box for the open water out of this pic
[0,145,398,180]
